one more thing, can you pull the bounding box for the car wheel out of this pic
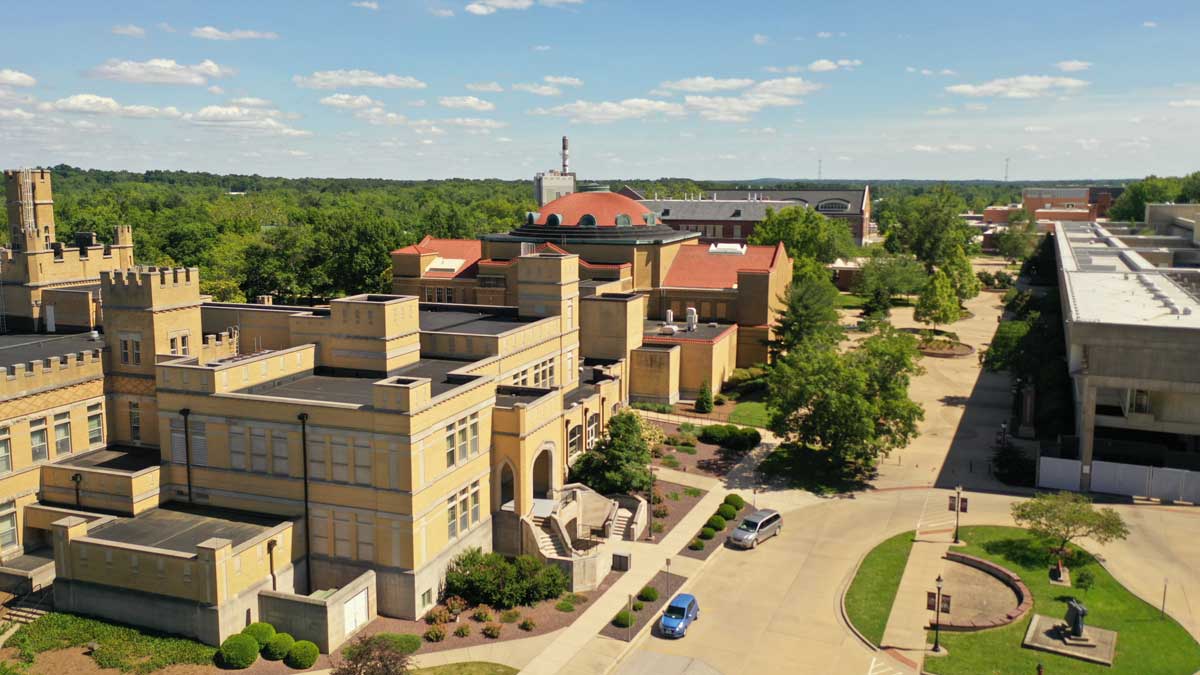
[751,538,757,549]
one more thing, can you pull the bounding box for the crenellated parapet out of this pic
[199,328,239,364]
[101,266,202,310]
[0,347,104,401]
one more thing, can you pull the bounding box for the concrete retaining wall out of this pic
[936,552,1032,632]
[259,570,376,653]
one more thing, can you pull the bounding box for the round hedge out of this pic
[637,586,659,602]
[613,610,635,628]
[707,515,727,531]
[724,493,746,510]
[219,634,260,670]
[263,632,294,661]
[688,538,705,550]
[285,640,319,669]
[716,504,737,520]
[698,527,716,540]
[241,621,276,648]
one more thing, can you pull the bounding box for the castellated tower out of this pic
[5,168,55,253]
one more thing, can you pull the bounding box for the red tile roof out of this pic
[392,236,482,278]
[535,191,654,227]
[662,242,783,289]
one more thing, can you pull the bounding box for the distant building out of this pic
[620,186,874,246]
[533,136,576,207]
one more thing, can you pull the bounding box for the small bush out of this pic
[662,455,680,468]
[699,424,730,446]
[425,606,452,625]
[219,634,260,669]
[638,586,659,602]
[472,606,493,622]
[555,600,575,612]
[482,623,503,639]
[675,445,697,455]
[717,504,737,520]
[651,521,665,533]
[263,632,294,661]
[631,401,673,413]
[632,601,644,611]
[652,504,670,519]
[651,446,664,458]
[679,422,698,433]
[707,515,727,531]
[285,640,319,670]
[354,633,422,656]
[612,610,636,628]
[500,609,521,623]
[698,527,715,540]
[701,425,760,452]
[684,486,703,498]
[667,491,680,501]
[519,618,536,631]
[445,595,469,616]
[651,490,664,504]
[688,538,705,550]
[714,394,727,406]
[454,624,471,638]
[724,493,746,510]
[423,625,446,643]
[241,622,276,648]
[567,592,588,605]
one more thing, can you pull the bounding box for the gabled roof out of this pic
[662,242,784,289]
[392,236,482,278]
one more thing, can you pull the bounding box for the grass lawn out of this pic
[757,443,873,495]
[836,293,866,309]
[3,612,216,674]
[844,530,915,647]
[727,400,769,428]
[925,526,1200,675]
[416,663,519,675]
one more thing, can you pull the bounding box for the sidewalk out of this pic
[409,629,560,670]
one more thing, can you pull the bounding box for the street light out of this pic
[954,485,963,544]
[933,574,944,653]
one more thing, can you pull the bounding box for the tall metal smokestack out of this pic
[562,135,569,174]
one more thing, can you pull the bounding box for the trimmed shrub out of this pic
[519,618,536,631]
[613,610,636,628]
[661,455,680,469]
[263,632,294,661]
[717,504,737,520]
[631,402,673,413]
[472,606,493,622]
[724,493,746,510]
[241,622,276,649]
[425,606,452,625]
[698,527,715,540]
[700,425,760,452]
[218,634,259,670]
[714,394,727,406]
[285,640,319,670]
[454,624,471,638]
[684,486,703,498]
[353,633,422,656]
[699,424,730,446]
[555,599,575,612]
[651,521,665,533]
[423,625,446,643]
[675,445,697,455]
[566,592,588,605]
[637,586,659,602]
[482,623,503,639]
[444,548,569,609]
[688,538,705,550]
[632,601,644,612]
[667,491,680,501]
[695,380,714,413]
[500,609,521,624]
[707,515,727,531]
[652,504,670,519]
[445,595,469,616]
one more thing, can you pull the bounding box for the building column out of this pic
[1078,379,1097,492]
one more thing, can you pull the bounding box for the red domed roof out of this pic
[535,191,654,227]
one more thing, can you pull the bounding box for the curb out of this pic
[838,529,918,652]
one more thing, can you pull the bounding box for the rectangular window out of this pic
[357,517,374,561]
[331,438,349,482]
[354,445,371,485]
[469,414,479,455]
[471,481,480,524]
[120,339,130,364]
[87,404,103,445]
[272,433,289,475]
[447,499,458,540]
[180,334,190,356]
[334,513,352,558]
[457,425,468,463]
[191,420,208,466]
[311,510,329,555]
[445,288,454,303]
[30,419,48,462]
[421,589,433,608]
[445,425,456,468]
[54,413,71,455]
[129,402,141,442]
[308,439,326,480]
[0,502,15,550]
[458,490,469,533]
[425,287,434,302]
[132,339,141,365]
[170,418,186,464]
[250,429,268,472]
[0,430,9,475]
[229,427,246,470]
[169,336,178,355]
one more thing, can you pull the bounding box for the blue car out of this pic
[658,593,700,638]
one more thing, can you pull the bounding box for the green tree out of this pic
[914,270,960,331]
[568,411,653,494]
[748,205,856,264]
[333,632,414,675]
[1108,175,1182,221]
[882,185,974,269]
[1010,492,1130,557]
[770,259,841,357]
[695,380,714,413]
[852,252,926,316]
[1181,171,1200,203]
[995,214,1038,263]
[852,325,925,454]
[943,245,981,306]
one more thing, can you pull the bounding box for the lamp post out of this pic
[933,574,944,653]
[954,485,963,544]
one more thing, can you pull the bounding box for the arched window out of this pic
[579,214,597,227]
[586,413,600,450]
[816,199,850,213]
[525,212,538,226]
[615,214,632,227]
[546,213,563,227]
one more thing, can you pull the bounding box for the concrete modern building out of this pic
[533,137,576,207]
[0,169,659,651]
[984,186,1127,227]
[1039,203,1200,499]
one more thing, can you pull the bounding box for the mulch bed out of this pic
[646,478,708,541]
[918,341,976,358]
[350,569,624,658]
[598,570,688,642]
[649,421,749,477]
[678,531,729,562]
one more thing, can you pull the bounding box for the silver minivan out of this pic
[728,508,782,549]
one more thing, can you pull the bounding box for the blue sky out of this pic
[1,0,1198,180]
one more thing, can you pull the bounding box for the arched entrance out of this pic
[532,447,553,499]
[499,463,515,507]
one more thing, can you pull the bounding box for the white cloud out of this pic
[320,93,382,109]
[946,75,1088,98]
[465,0,531,14]
[351,1,380,9]
[438,95,495,111]
[1024,125,1053,133]
[838,59,863,69]
[532,45,551,51]
[905,66,916,73]
[1076,138,1100,151]
[0,88,34,105]
[816,31,832,38]
[530,98,684,124]
[188,105,311,136]
[207,86,224,95]
[513,82,561,96]
[288,150,310,158]
[764,65,804,74]
[657,77,754,93]
[681,77,822,122]
[1020,144,1040,152]
[1055,60,1092,72]
[0,108,34,120]
[40,94,182,119]
[89,58,234,86]
[157,22,176,32]
[926,107,956,115]
[808,59,838,72]
[912,144,939,153]
[409,100,427,107]
[544,75,583,87]
[467,82,503,92]
[112,24,146,38]
[1143,20,1157,28]
[356,107,407,125]
[921,69,934,76]
[191,26,280,41]
[752,34,769,46]
[496,136,512,142]
[0,69,37,87]
[944,143,974,152]
[230,97,273,107]
[293,69,427,89]
[1168,99,1200,108]
[940,69,957,76]
[430,8,454,16]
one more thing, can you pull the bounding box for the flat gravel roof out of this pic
[0,333,103,368]
[87,503,284,553]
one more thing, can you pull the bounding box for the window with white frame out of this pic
[250,429,268,472]
[308,439,326,479]
[586,413,600,451]
[444,413,480,469]
[229,426,246,469]
[54,412,71,455]
[331,438,349,482]
[471,481,480,523]
[568,424,583,457]
[333,513,352,558]
[271,432,289,475]
[356,516,374,561]
[310,509,329,555]
[354,444,371,485]
[447,498,458,540]
[0,501,15,550]
[0,427,9,474]
[87,403,103,446]
[119,334,142,365]
[30,418,47,462]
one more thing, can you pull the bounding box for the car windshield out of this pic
[664,605,687,619]
[738,519,760,532]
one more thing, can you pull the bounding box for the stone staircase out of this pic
[2,588,52,627]
[611,507,634,541]
[531,516,571,558]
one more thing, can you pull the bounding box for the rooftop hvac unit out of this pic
[665,309,674,324]
[659,325,679,335]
